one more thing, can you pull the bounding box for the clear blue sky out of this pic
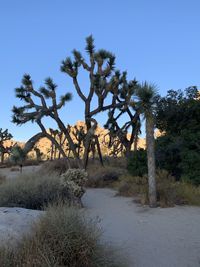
[0,0,199,141]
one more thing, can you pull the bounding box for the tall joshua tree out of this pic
[12,75,81,167]
[0,128,13,163]
[61,36,135,168]
[104,104,141,157]
[135,82,158,207]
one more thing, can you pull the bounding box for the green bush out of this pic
[0,204,126,267]
[127,149,147,177]
[0,173,69,210]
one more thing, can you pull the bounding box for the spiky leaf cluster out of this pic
[61,35,135,114]
[12,74,72,125]
[0,129,13,143]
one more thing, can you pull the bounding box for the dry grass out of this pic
[86,164,125,188]
[175,183,200,206]
[117,170,200,207]
[0,203,126,267]
[0,173,69,210]
[39,158,79,175]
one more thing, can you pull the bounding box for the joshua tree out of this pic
[12,75,81,168]
[10,145,26,172]
[34,147,43,161]
[102,133,124,157]
[0,128,13,163]
[49,128,59,160]
[61,36,135,168]
[71,125,85,158]
[135,82,158,207]
[57,130,67,159]
[23,132,45,154]
[104,104,141,157]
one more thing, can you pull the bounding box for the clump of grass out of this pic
[86,165,125,188]
[175,182,200,206]
[0,173,69,210]
[118,175,148,204]
[103,157,127,169]
[39,158,79,175]
[0,204,126,267]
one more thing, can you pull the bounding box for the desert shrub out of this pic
[61,169,88,206]
[103,157,127,169]
[175,183,200,206]
[118,175,148,204]
[127,149,147,177]
[118,169,200,207]
[156,170,177,207]
[39,158,79,175]
[0,204,126,267]
[0,173,69,209]
[86,166,125,188]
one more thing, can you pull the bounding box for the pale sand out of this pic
[83,188,200,267]
[0,207,43,246]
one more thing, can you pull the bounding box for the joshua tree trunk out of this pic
[146,114,157,207]
[1,152,5,164]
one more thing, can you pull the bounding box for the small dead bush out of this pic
[0,204,126,267]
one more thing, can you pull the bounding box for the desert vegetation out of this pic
[0,203,125,267]
[0,34,200,266]
[0,37,199,207]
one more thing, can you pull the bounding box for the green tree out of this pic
[10,145,26,172]
[156,87,200,185]
[0,129,13,163]
[135,82,158,207]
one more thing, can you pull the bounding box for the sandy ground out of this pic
[0,207,43,246]
[83,188,200,267]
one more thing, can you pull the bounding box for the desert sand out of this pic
[83,188,200,267]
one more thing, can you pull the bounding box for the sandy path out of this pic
[83,188,200,267]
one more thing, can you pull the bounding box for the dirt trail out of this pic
[83,188,200,267]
